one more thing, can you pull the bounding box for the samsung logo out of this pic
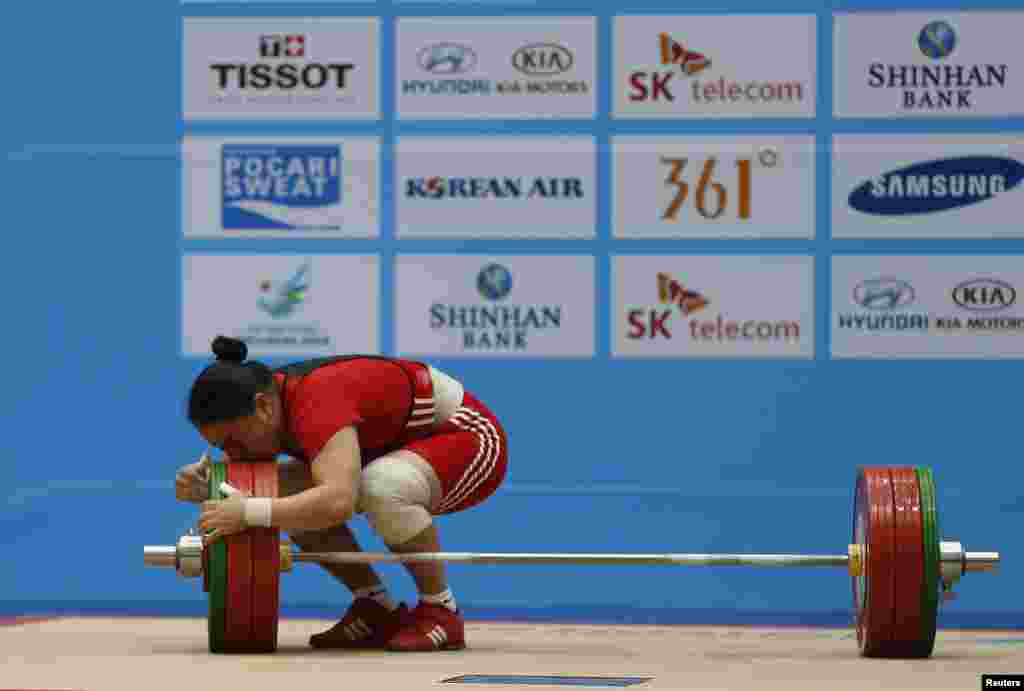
[512,43,574,76]
[952,278,1016,312]
[853,278,916,311]
[417,43,478,75]
[848,156,1024,216]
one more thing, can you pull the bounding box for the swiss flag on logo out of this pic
[286,35,305,57]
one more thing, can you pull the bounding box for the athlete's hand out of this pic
[175,450,214,503]
[198,494,248,544]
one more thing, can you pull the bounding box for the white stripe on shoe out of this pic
[426,625,448,648]
[344,618,373,640]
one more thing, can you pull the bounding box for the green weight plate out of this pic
[915,466,939,657]
[207,462,228,653]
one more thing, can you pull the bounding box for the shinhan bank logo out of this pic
[259,261,310,318]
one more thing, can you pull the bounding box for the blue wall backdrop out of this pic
[1,0,1020,628]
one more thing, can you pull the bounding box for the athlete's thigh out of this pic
[404,394,508,515]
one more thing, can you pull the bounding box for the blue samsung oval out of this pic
[848,156,1024,216]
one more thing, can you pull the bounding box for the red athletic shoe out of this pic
[386,602,466,652]
[309,599,409,649]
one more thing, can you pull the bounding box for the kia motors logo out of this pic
[952,278,1016,312]
[512,42,574,76]
[853,278,916,310]
[417,42,478,75]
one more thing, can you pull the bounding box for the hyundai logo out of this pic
[853,278,916,310]
[417,43,478,75]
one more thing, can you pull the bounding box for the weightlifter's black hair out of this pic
[186,336,276,426]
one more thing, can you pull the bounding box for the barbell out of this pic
[142,463,1000,658]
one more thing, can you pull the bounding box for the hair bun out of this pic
[212,336,247,363]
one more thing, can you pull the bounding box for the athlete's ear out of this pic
[253,391,276,425]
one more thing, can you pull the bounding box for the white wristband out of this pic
[244,498,273,528]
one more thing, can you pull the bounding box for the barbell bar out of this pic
[144,543,998,572]
[141,463,1001,658]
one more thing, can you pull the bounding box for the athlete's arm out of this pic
[268,426,362,532]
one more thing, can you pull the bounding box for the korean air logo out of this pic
[853,278,916,311]
[417,43,478,75]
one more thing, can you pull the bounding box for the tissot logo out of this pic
[211,35,355,91]
[952,278,1016,311]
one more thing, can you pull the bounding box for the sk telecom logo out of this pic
[628,34,711,102]
[659,34,711,75]
[658,272,709,315]
[626,273,710,339]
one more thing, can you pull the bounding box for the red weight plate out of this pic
[857,468,897,657]
[250,460,281,653]
[889,467,924,655]
[225,462,255,651]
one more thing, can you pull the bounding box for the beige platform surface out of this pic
[3,617,1022,691]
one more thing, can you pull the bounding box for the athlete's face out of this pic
[199,392,283,462]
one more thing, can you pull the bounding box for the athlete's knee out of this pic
[359,452,438,545]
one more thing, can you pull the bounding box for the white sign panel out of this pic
[395,255,595,357]
[396,137,596,238]
[182,136,380,238]
[183,254,379,357]
[613,135,816,239]
[832,134,1024,239]
[614,14,816,119]
[396,17,596,119]
[613,255,814,358]
[183,17,379,120]
[832,256,1024,359]
[834,12,1024,118]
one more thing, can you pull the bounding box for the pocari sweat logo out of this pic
[258,261,310,318]
[222,145,342,231]
[849,156,1024,216]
